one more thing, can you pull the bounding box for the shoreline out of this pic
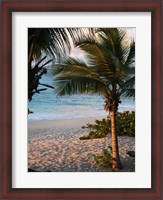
[28,116,107,130]
[28,110,135,130]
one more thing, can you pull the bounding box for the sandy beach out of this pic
[28,117,135,172]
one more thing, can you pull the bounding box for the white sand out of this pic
[28,117,135,172]
[28,116,105,130]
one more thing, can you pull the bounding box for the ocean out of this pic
[28,70,135,121]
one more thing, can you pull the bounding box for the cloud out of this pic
[124,28,136,41]
[70,48,87,61]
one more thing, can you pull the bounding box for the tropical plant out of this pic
[80,111,135,140]
[53,28,135,171]
[80,118,110,140]
[28,28,80,112]
[93,146,113,168]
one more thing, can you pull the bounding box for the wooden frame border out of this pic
[0,0,162,199]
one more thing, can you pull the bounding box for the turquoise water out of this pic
[28,70,135,120]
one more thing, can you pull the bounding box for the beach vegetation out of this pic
[80,118,110,139]
[93,146,113,168]
[80,111,135,140]
[53,28,135,171]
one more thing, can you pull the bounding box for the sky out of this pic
[124,28,135,41]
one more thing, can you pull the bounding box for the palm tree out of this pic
[53,28,135,171]
[28,28,80,107]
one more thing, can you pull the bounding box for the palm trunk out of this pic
[110,109,123,171]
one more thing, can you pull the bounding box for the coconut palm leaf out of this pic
[76,38,120,81]
[29,28,68,63]
[119,76,135,98]
[55,74,108,96]
[54,57,109,96]
[125,41,135,66]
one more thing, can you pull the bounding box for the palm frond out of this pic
[53,56,109,96]
[125,41,135,66]
[76,37,119,80]
[53,57,102,81]
[28,28,80,63]
[98,28,127,62]
[55,75,108,96]
[119,76,135,98]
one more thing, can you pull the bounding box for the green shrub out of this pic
[80,111,135,140]
[93,146,113,168]
[116,111,135,137]
[80,118,110,140]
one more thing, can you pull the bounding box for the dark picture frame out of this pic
[0,0,162,199]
